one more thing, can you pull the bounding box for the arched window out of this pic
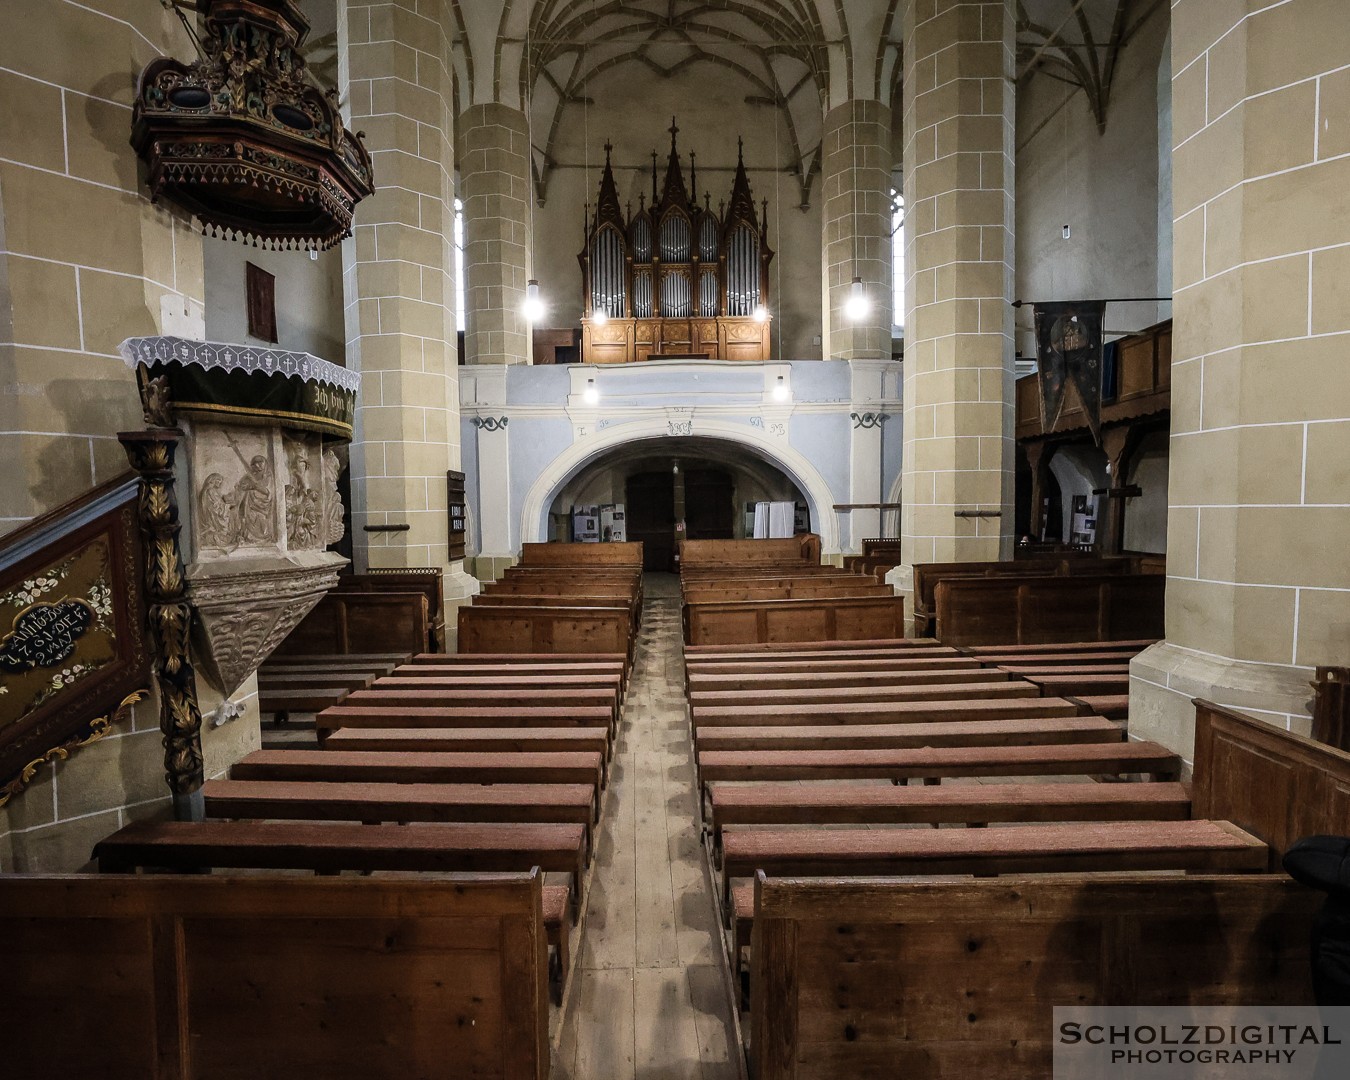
[891,188,905,331]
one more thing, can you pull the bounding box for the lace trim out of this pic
[118,337,360,393]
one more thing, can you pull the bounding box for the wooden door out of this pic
[684,469,734,540]
[626,471,675,571]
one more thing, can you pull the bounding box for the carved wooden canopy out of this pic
[131,0,374,250]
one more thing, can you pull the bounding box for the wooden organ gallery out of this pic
[580,122,775,363]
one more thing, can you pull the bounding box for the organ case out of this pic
[579,122,774,363]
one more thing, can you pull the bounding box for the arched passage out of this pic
[519,422,843,554]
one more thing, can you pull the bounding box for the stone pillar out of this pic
[1131,0,1350,754]
[341,0,460,572]
[0,0,204,535]
[458,103,532,366]
[893,0,1016,602]
[821,99,893,361]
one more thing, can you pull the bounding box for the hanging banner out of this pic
[1033,300,1107,444]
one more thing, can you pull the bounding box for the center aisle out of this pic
[552,573,743,1080]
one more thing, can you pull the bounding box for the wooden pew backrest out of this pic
[751,873,1317,1080]
[274,591,431,657]
[458,604,632,657]
[1193,697,1350,869]
[678,536,821,569]
[933,573,1164,646]
[684,595,906,646]
[519,541,643,567]
[0,872,549,1079]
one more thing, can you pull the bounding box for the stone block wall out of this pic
[0,0,204,535]
[1131,0,1350,757]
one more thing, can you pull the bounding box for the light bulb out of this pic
[522,279,546,322]
[844,277,870,322]
[582,378,599,405]
[752,304,769,323]
[592,307,609,326]
[772,376,788,402]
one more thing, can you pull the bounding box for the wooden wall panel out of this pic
[0,874,549,1080]
[751,875,1317,1080]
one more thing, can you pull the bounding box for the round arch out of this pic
[520,419,842,553]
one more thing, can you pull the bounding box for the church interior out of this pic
[2,0,1349,1075]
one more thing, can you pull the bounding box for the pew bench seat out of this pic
[963,639,1157,656]
[256,672,376,693]
[687,680,1038,710]
[705,779,1193,853]
[995,663,1132,676]
[258,687,353,718]
[1023,673,1132,696]
[690,696,1086,730]
[324,726,611,758]
[340,687,619,724]
[268,652,415,665]
[1069,693,1131,720]
[695,716,1124,754]
[231,749,607,797]
[202,778,598,860]
[686,667,1007,693]
[718,818,1267,911]
[683,654,981,678]
[542,883,571,1003]
[697,741,1183,789]
[94,819,589,898]
[972,650,1144,666]
[315,705,615,740]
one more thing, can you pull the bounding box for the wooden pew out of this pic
[684,595,907,645]
[1021,672,1132,696]
[690,696,1089,730]
[272,590,431,658]
[687,680,1043,711]
[406,651,629,693]
[0,873,550,1079]
[316,705,615,738]
[722,819,1266,909]
[696,741,1183,788]
[340,568,446,651]
[678,536,820,569]
[204,778,597,832]
[323,727,610,756]
[964,639,1156,656]
[684,638,947,658]
[932,574,1165,646]
[94,819,588,900]
[705,780,1192,853]
[1193,697,1350,870]
[684,654,981,679]
[747,874,1316,1079]
[518,541,643,567]
[458,604,633,659]
[340,686,619,723]
[694,715,1124,753]
[682,580,889,604]
[230,749,606,797]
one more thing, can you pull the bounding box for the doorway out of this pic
[626,471,675,571]
[683,469,734,540]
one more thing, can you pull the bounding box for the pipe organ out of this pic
[579,121,774,363]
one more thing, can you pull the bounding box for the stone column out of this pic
[341,0,459,570]
[893,0,1016,602]
[820,99,893,361]
[848,360,894,547]
[458,103,532,365]
[1131,0,1350,754]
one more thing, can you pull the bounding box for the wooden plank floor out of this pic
[553,575,742,1080]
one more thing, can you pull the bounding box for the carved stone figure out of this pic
[197,472,235,550]
[224,433,275,545]
[322,447,345,545]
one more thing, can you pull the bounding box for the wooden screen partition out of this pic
[273,591,430,657]
[750,873,1317,1080]
[459,604,632,658]
[1193,698,1350,869]
[932,574,1165,646]
[684,596,905,646]
[518,542,644,568]
[350,569,446,651]
[0,872,549,1079]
